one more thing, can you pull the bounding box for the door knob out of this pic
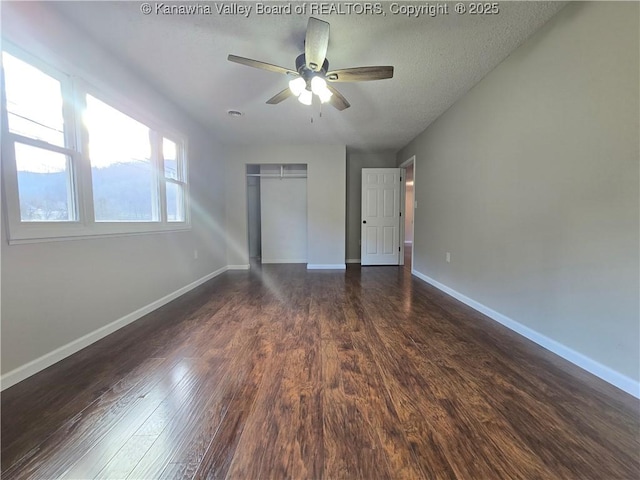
[363,220,367,224]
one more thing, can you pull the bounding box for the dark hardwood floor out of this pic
[2,264,639,479]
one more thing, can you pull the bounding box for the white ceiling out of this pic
[52,1,566,152]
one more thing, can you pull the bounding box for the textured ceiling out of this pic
[52,1,565,151]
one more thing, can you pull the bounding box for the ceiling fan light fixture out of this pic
[318,88,333,104]
[310,76,327,95]
[289,77,306,96]
[298,89,313,105]
[311,76,332,103]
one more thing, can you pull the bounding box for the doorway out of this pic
[246,164,308,265]
[360,168,402,266]
[246,165,262,262]
[400,156,415,271]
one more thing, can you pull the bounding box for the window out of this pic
[85,95,157,222]
[1,45,189,242]
[163,138,186,222]
[3,52,66,146]
[15,144,75,222]
[3,51,77,223]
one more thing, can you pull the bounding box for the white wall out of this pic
[397,2,639,390]
[1,3,227,382]
[224,145,346,268]
[260,167,307,263]
[346,151,397,262]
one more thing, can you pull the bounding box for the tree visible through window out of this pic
[14,143,74,221]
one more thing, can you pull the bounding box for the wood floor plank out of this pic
[224,269,324,480]
[316,276,394,480]
[192,348,267,480]
[2,357,179,479]
[356,276,573,479]
[60,359,206,479]
[94,434,157,480]
[367,271,639,478]
[364,316,545,475]
[125,359,232,479]
[2,264,638,479]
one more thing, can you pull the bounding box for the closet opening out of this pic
[246,164,308,266]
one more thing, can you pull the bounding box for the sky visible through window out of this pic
[3,52,65,170]
[85,94,151,169]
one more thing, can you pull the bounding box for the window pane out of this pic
[2,52,65,146]
[14,143,74,221]
[85,95,158,222]
[166,182,185,222]
[163,138,179,180]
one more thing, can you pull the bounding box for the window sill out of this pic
[7,223,191,245]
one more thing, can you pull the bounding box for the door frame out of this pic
[399,155,416,271]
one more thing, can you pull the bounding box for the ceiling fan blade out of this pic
[266,88,294,105]
[228,55,297,76]
[327,85,350,111]
[326,66,394,82]
[305,17,329,72]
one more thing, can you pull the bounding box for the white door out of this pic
[361,168,401,265]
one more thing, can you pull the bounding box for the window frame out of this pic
[161,135,188,223]
[1,42,190,244]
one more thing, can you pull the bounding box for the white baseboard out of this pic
[307,264,346,270]
[261,259,307,264]
[346,258,361,264]
[412,269,640,399]
[227,264,250,270]
[0,266,229,391]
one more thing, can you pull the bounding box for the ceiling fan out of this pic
[228,17,394,111]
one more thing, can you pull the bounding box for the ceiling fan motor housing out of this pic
[295,53,329,83]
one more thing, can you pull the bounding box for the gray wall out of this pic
[397,2,639,382]
[224,145,346,268]
[346,151,397,261]
[1,3,227,375]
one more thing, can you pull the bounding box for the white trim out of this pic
[8,225,191,245]
[346,258,361,264]
[399,156,416,169]
[307,264,346,270]
[0,266,228,391]
[411,269,640,399]
[227,264,250,270]
[404,241,413,246]
[261,259,308,264]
